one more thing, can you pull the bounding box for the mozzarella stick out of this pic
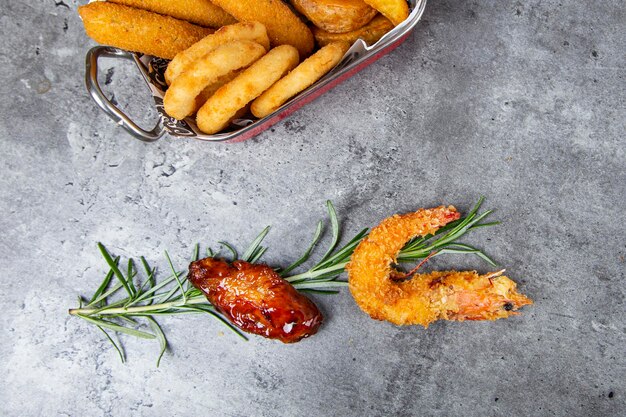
[210,0,314,57]
[78,2,213,60]
[108,0,237,28]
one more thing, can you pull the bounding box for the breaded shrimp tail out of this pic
[210,0,315,57]
[347,206,532,326]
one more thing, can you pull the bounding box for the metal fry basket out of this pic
[85,0,427,142]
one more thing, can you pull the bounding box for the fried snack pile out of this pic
[78,0,414,134]
[163,23,352,133]
[189,258,323,343]
[197,45,301,134]
[164,40,268,120]
[346,206,532,326]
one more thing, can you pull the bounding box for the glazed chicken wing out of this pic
[189,258,323,343]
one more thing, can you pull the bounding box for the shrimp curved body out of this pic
[346,206,532,326]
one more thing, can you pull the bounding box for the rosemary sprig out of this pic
[69,198,497,365]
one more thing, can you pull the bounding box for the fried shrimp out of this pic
[108,0,236,28]
[165,22,270,85]
[290,0,377,34]
[189,258,323,343]
[251,41,349,118]
[210,0,315,57]
[346,206,532,326]
[197,45,300,134]
[313,14,394,47]
[78,2,213,60]
[163,40,266,120]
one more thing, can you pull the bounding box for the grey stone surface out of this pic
[0,0,624,416]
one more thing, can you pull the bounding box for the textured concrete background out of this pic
[0,0,624,416]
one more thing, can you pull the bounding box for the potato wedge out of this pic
[313,14,393,47]
[362,0,409,26]
[290,0,377,34]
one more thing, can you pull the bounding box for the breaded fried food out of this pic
[313,14,393,47]
[362,0,409,26]
[290,0,377,34]
[197,45,300,134]
[165,22,270,85]
[193,70,241,113]
[78,2,212,60]
[209,0,314,57]
[108,0,236,28]
[251,41,349,118]
[347,206,532,326]
[163,40,266,120]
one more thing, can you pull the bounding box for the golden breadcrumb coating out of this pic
[347,206,532,326]
[210,0,314,57]
[78,2,212,60]
[108,0,236,28]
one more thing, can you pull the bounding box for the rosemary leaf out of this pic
[89,257,118,305]
[98,243,134,298]
[146,317,168,368]
[79,315,156,339]
[248,246,268,264]
[241,226,270,262]
[218,241,238,261]
[297,288,341,295]
[280,220,323,276]
[317,201,340,264]
[96,325,125,363]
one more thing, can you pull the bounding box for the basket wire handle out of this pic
[85,46,165,142]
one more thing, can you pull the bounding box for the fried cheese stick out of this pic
[209,0,314,57]
[78,2,213,60]
[108,0,237,28]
